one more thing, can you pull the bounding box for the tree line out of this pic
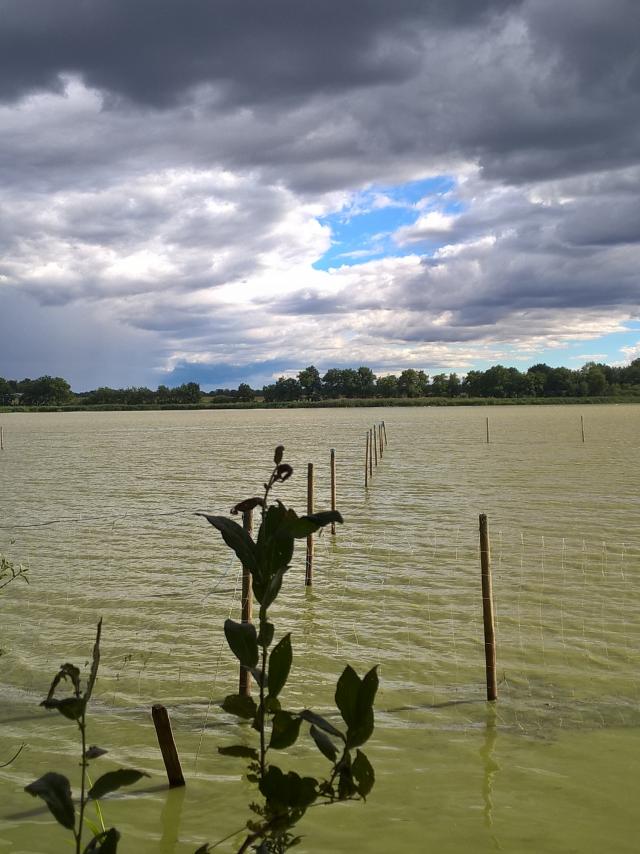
[2,359,640,407]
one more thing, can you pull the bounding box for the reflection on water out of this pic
[1,405,639,852]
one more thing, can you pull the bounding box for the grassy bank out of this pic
[2,395,640,413]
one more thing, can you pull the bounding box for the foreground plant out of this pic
[25,620,148,853]
[0,553,29,591]
[198,446,378,853]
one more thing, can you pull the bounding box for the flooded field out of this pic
[1,405,639,853]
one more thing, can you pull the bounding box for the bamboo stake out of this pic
[0,426,3,451]
[368,430,373,479]
[365,432,369,487]
[486,417,490,444]
[378,423,383,458]
[152,704,185,787]
[479,514,497,702]
[305,463,314,586]
[581,415,585,443]
[239,508,254,697]
[330,448,337,535]
[373,426,378,467]
[382,420,388,446]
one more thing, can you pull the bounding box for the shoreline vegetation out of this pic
[2,359,640,412]
[2,394,640,413]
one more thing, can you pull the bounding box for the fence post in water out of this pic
[0,426,3,451]
[305,463,314,586]
[152,704,186,787]
[382,420,388,446]
[365,432,369,487]
[378,423,383,458]
[479,514,498,702]
[369,430,373,479]
[581,415,585,443]
[330,448,337,534]
[239,508,254,696]
[486,417,490,444]
[373,426,378,467]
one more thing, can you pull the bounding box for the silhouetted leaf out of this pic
[259,766,317,809]
[286,511,344,538]
[273,446,285,464]
[260,566,287,610]
[88,768,148,800]
[197,515,257,573]
[345,709,374,749]
[335,665,378,747]
[309,725,338,762]
[41,696,85,721]
[352,750,375,798]
[222,693,258,720]
[224,619,259,668]
[230,497,264,516]
[335,666,360,729]
[25,772,75,829]
[43,663,81,704]
[298,710,344,741]
[83,828,120,853]
[248,666,264,687]
[217,745,259,760]
[257,621,274,648]
[269,710,302,750]
[267,634,292,699]
[85,746,108,760]
[85,619,102,703]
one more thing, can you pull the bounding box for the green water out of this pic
[1,406,639,852]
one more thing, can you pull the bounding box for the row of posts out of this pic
[365,420,387,486]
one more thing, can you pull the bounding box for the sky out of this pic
[1,0,639,391]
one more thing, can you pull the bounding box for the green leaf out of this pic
[257,621,275,648]
[309,724,338,762]
[260,566,287,610]
[41,696,85,721]
[264,696,281,714]
[43,663,81,705]
[221,693,258,720]
[83,828,120,853]
[24,772,75,830]
[88,768,149,800]
[85,619,102,703]
[259,766,317,809]
[298,710,345,741]
[352,750,375,798]
[267,634,292,699]
[269,710,302,750]
[286,511,344,538]
[85,746,108,760]
[197,514,257,573]
[217,745,259,760]
[346,709,374,749]
[224,619,259,668]
[335,665,360,730]
[248,666,264,687]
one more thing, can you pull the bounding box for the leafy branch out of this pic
[0,553,29,591]
[197,446,378,853]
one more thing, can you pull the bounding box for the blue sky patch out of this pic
[314,175,461,270]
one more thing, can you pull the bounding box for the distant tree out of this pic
[355,366,377,398]
[172,382,201,403]
[0,377,13,405]
[398,369,428,398]
[18,375,72,405]
[321,368,345,399]
[447,372,461,396]
[375,374,399,398]
[430,373,448,396]
[264,376,302,402]
[237,383,255,401]
[298,366,322,400]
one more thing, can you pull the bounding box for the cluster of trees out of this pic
[262,360,640,401]
[3,359,640,407]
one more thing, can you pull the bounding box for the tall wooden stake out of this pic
[378,424,383,458]
[330,448,337,534]
[382,420,388,446]
[581,415,585,443]
[305,463,314,586]
[479,514,497,702]
[0,426,3,451]
[373,426,378,466]
[486,417,490,444]
[152,704,186,787]
[365,432,369,487]
[368,430,373,479]
[239,508,254,696]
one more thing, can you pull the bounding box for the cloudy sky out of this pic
[1,0,639,390]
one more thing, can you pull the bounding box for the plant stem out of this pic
[258,626,267,779]
[77,716,88,854]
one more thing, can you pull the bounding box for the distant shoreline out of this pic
[2,395,640,413]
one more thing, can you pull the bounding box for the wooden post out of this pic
[365,432,369,487]
[305,463,314,586]
[368,430,373,479]
[378,424,383,458]
[0,426,3,451]
[382,420,388,446]
[373,426,378,466]
[479,514,497,702]
[581,415,585,443]
[486,417,490,444]
[152,704,185,787]
[239,508,254,696]
[330,449,337,535]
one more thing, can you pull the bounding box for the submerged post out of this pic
[479,514,497,702]
[581,415,585,443]
[0,426,3,451]
[486,417,490,444]
[330,448,337,534]
[239,508,254,696]
[152,704,186,787]
[373,425,378,467]
[305,463,314,586]
[368,430,373,479]
[382,420,388,446]
[365,432,369,487]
